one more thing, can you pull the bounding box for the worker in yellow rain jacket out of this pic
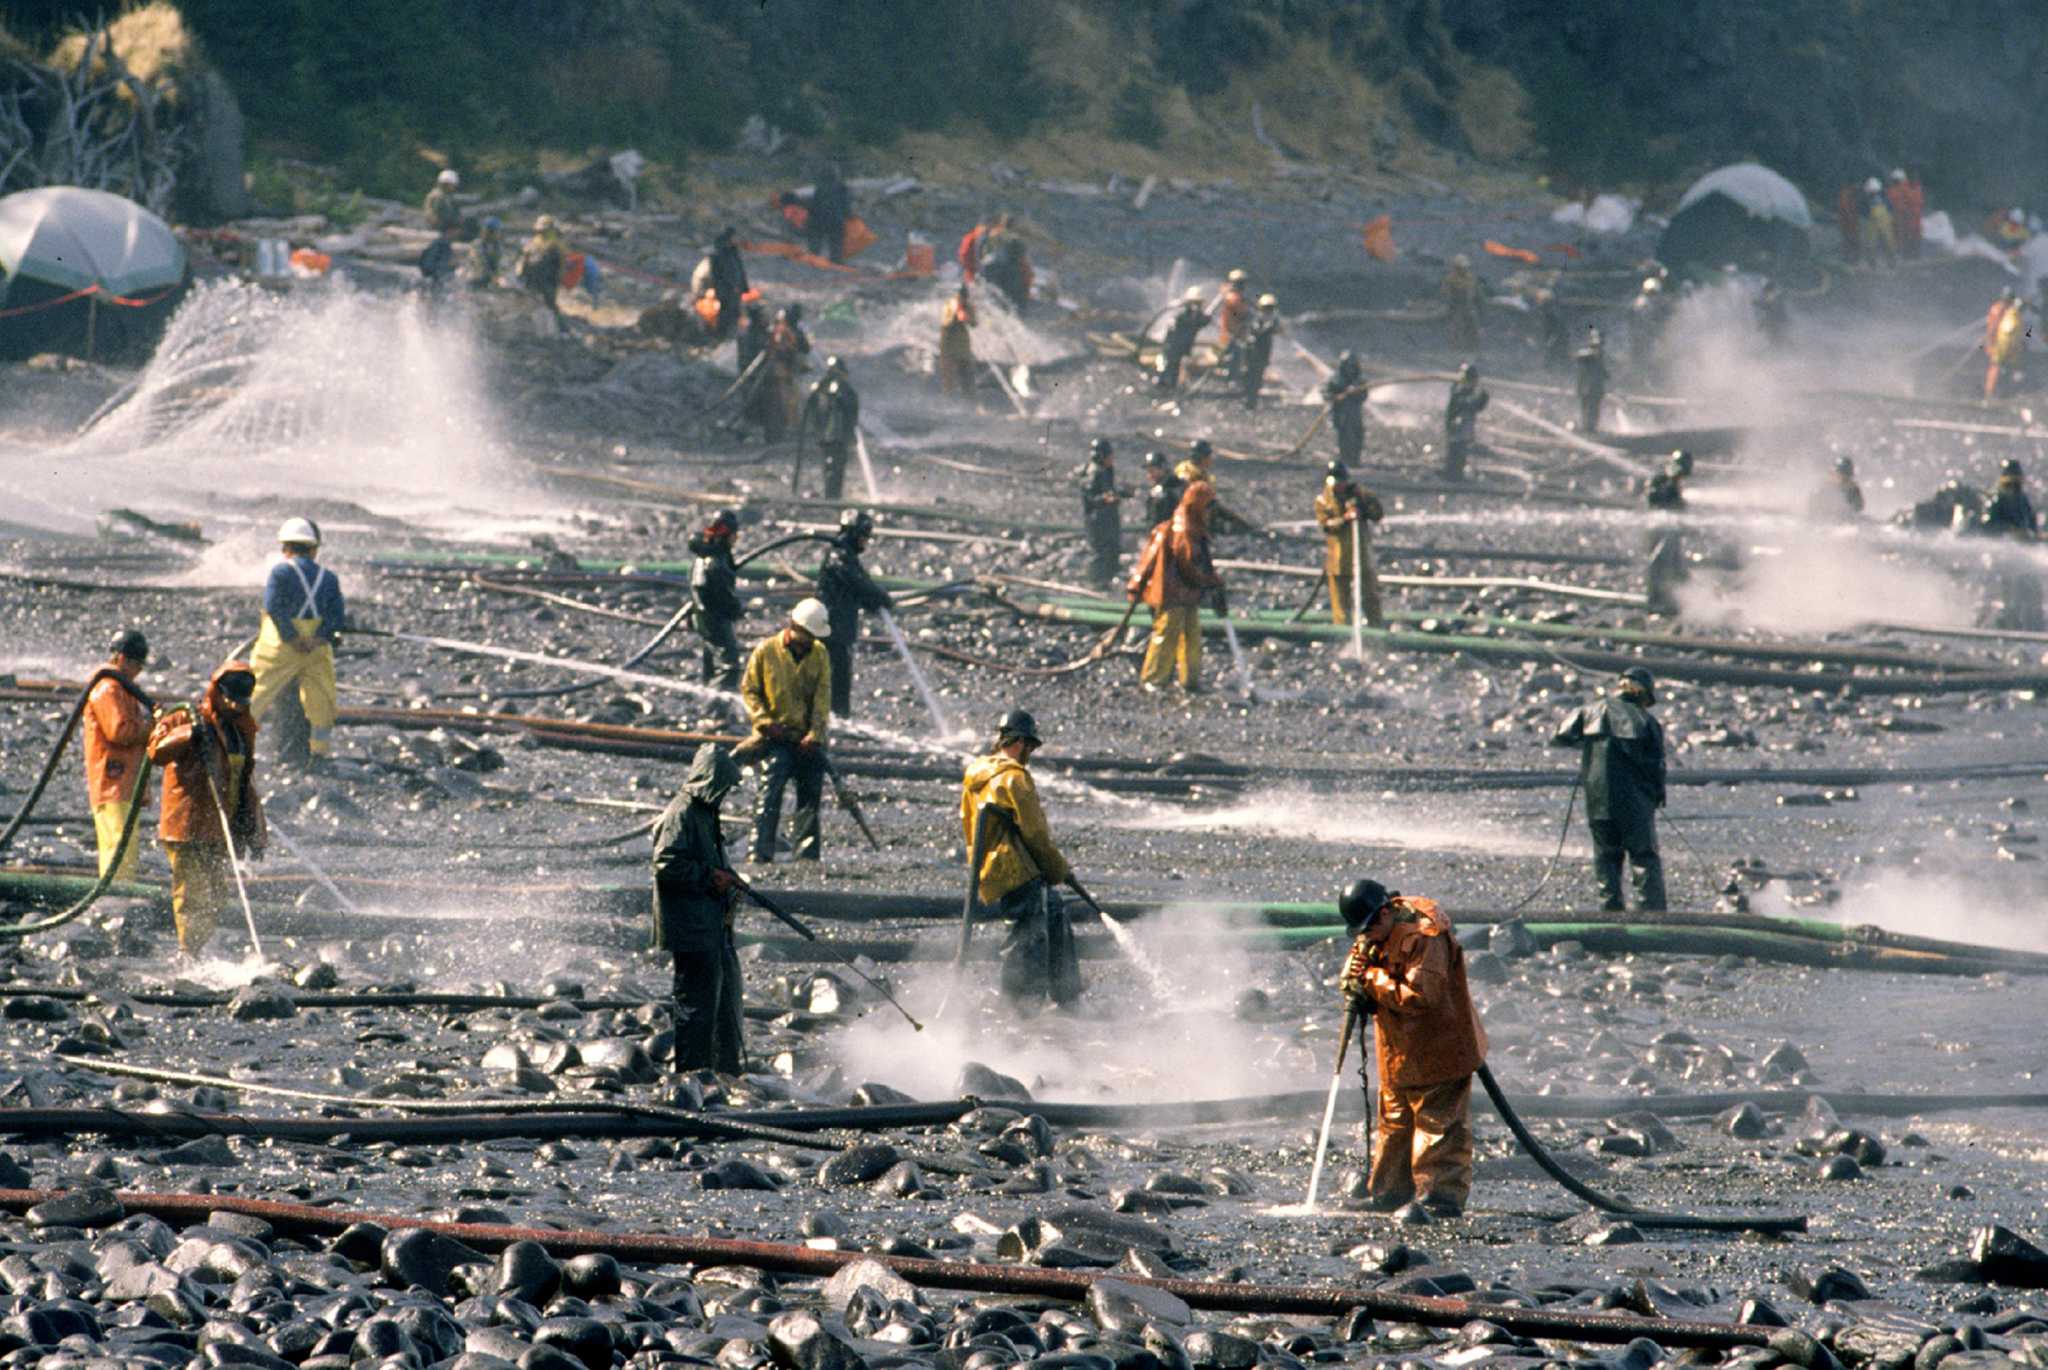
[249,517,345,767]
[960,708,1081,1006]
[1314,462,1386,627]
[739,598,833,863]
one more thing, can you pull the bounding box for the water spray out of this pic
[192,733,265,961]
[265,820,362,916]
[1348,520,1367,661]
[1217,611,1258,699]
[879,609,953,739]
[853,427,884,502]
[727,873,921,1030]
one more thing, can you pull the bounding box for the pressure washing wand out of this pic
[726,871,922,1030]
[1303,1002,1360,1208]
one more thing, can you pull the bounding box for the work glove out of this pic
[1339,937,1370,1000]
[710,869,736,896]
[763,723,795,744]
[1207,586,1230,615]
[797,735,821,755]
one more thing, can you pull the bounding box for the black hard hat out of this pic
[1668,449,1694,476]
[1339,879,1391,931]
[996,708,1042,745]
[2002,458,2024,477]
[1834,455,1855,475]
[1458,361,1477,380]
[1143,449,1169,469]
[110,628,149,663]
[218,669,256,703]
[785,302,804,320]
[1326,460,1350,482]
[1336,349,1358,369]
[1189,439,1214,462]
[707,507,740,531]
[825,354,847,375]
[1619,666,1655,691]
[839,507,875,535]
[1089,437,1113,458]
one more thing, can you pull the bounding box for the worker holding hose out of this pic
[1075,438,1122,591]
[960,709,1082,1006]
[1130,480,1224,695]
[84,629,154,879]
[688,509,745,689]
[1314,462,1385,628]
[1441,362,1489,482]
[248,517,345,767]
[1338,878,1488,1218]
[1551,666,1668,913]
[1324,353,1369,469]
[652,743,746,1074]
[147,664,266,957]
[739,599,833,864]
[799,356,860,501]
[815,509,894,717]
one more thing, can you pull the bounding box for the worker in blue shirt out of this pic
[248,517,346,764]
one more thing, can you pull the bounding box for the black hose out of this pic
[1504,773,1580,914]
[1473,1063,1804,1234]
[0,758,156,938]
[0,668,153,853]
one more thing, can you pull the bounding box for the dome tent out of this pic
[1658,162,1814,275]
[0,187,187,361]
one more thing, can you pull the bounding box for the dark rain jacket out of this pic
[1575,343,1608,398]
[1445,377,1489,441]
[1144,473,1184,530]
[1552,693,1666,828]
[817,537,893,647]
[803,377,860,446]
[1077,459,1120,535]
[1983,479,2039,538]
[651,746,740,954]
[1324,373,1367,444]
[689,533,742,623]
[1162,303,1206,359]
[1645,472,1685,511]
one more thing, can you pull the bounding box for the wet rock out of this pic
[1464,950,1509,985]
[578,1039,656,1084]
[27,1187,123,1229]
[1585,1222,1643,1247]
[1,995,68,1021]
[533,1316,612,1370]
[0,1153,28,1188]
[1835,1326,1923,1370]
[823,1259,918,1312]
[819,1142,901,1187]
[1391,1201,1433,1226]
[1111,1187,1205,1215]
[1334,1308,1375,1342]
[1717,1102,1770,1139]
[1738,1299,1789,1327]
[768,1309,866,1370]
[1770,1329,1848,1370]
[1201,1168,1252,1197]
[226,984,298,1021]
[1182,1329,1260,1370]
[872,1160,928,1197]
[520,1346,591,1370]
[956,1063,1031,1100]
[1914,1333,1962,1370]
[1491,920,1539,959]
[1790,1267,1872,1304]
[702,1159,781,1190]
[560,1252,621,1299]
[154,1136,237,1167]
[1817,1155,1863,1181]
[1969,1226,2048,1289]
[850,1082,915,1106]
[381,1226,482,1296]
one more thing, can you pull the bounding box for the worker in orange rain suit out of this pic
[147,662,266,956]
[1129,480,1225,694]
[1213,268,1253,372]
[939,282,977,396]
[1885,170,1925,258]
[84,628,155,879]
[960,708,1082,1007]
[1338,878,1489,1218]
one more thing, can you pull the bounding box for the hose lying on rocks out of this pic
[0,669,150,853]
[1468,1064,1802,1234]
[0,1186,1780,1347]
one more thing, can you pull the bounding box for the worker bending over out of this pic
[961,709,1082,1007]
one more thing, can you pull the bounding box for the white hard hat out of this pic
[1226,268,1249,284]
[1452,253,1471,269]
[1863,177,1881,193]
[437,168,459,188]
[790,598,832,639]
[1889,168,1906,182]
[1257,293,1277,309]
[1182,286,1205,304]
[277,517,320,547]
[1642,277,1662,293]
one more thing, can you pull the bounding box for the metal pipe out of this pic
[0,1187,1780,1346]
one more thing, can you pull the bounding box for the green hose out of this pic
[0,755,155,937]
[0,668,150,853]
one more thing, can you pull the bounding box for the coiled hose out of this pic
[0,669,158,937]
